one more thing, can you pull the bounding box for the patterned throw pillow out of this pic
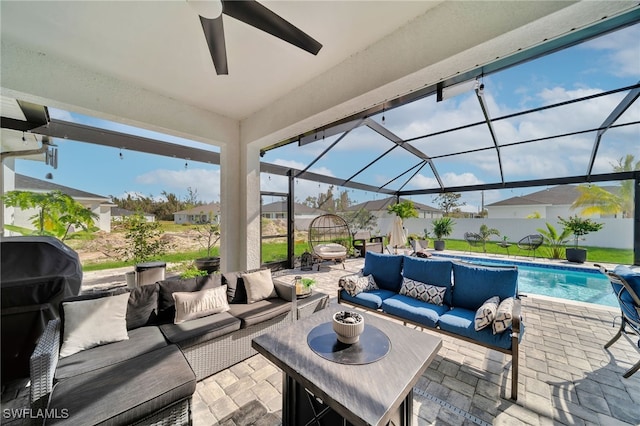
[474,296,500,331]
[399,277,447,306]
[340,273,378,297]
[492,297,514,334]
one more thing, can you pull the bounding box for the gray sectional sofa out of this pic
[30,270,295,425]
[338,252,523,400]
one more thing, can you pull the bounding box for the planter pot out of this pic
[194,256,220,274]
[433,240,445,251]
[332,311,365,344]
[566,248,587,263]
[125,271,137,289]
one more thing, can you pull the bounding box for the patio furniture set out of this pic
[29,269,297,425]
[338,251,523,400]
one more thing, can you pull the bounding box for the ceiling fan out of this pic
[187,0,323,75]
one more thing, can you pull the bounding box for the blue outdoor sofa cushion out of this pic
[451,262,518,311]
[381,294,449,328]
[362,252,404,292]
[612,265,640,323]
[339,288,397,310]
[402,256,454,305]
[438,307,516,350]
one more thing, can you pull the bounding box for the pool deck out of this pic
[2,252,638,425]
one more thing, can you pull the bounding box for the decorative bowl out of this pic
[332,311,364,344]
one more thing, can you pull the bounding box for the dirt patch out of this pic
[68,220,304,265]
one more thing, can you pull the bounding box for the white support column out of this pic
[1,159,16,235]
[220,138,262,272]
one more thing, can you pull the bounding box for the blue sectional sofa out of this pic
[338,252,523,400]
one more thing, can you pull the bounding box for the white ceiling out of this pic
[2,1,638,150]
[0,1,441,121]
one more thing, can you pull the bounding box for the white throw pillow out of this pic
[173,285,230,324]
[341,273,378,297]
[492,297,515,334]
[399,277,447,306]
[474,296,500,331]
[60,292,130,358]
[242,269,278,303]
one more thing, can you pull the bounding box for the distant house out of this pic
[111,207,155,222]
[10,173,115,232]
[486,184,620,219]
[261,201,326,220]
[347,196,441,219]
[173,202,220,224]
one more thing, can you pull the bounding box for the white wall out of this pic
[379,217,634,250]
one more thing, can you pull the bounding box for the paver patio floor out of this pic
[188,257,639,425]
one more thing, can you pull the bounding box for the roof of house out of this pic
[347,196,440,213]
[487,184,620,207]
[174,202,221,215]
[15,173,110,201]
[262,201,327,215]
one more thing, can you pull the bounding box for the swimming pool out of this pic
[431,254,616,307]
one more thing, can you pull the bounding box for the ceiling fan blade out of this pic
[222,0,322,56]
[199,15,228,75]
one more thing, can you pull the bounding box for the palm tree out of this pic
[537,222,571,259]
[571,154,638,218]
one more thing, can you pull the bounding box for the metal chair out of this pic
[352,231,383,258]
[600,266,640,378]
[464,232,484,253]
[517,234,543,258]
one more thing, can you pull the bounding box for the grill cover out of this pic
[1,236,82,382]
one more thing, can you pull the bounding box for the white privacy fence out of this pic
[374,217,633,250]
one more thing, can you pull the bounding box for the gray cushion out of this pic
[55,326,168,380]
[157,274,221,322]
[227,299,292,328]
[127,283,159,330]
[48,345,195,425]
[222,268,265,304]
[159,311,241,346]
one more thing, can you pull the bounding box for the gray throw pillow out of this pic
[242,269,278,304]
[158,274,221,322]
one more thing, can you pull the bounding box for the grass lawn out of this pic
[82,238,632,272]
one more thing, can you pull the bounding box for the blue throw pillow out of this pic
[402,257,453,304]
[362,252,404,292]
[451,262,518,311]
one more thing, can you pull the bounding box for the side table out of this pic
[296,292,329,320]
[497,242,511,257]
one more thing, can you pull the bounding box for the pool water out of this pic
[516,264,615,307]
[432,254,616,307]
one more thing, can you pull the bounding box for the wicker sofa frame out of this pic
[29,278,296,425]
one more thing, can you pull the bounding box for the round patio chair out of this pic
[517,234,544,258]
[308,214,351,270]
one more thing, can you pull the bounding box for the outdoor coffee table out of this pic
[252,306,442,425]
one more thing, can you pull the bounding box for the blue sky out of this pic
[16,23,639,212]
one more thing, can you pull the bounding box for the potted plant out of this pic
[558,215,603,263]
[294,276,315,298]
[431,217,455,251]
[193,213,221,273]
[536,222,571,259]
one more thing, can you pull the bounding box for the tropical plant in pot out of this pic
[557,215,604,263]
[536,222,571,259]
[431,217,455,251]
[193,213,221,273]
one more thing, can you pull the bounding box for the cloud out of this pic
[581,24,640,78]
[136,168,220,202]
